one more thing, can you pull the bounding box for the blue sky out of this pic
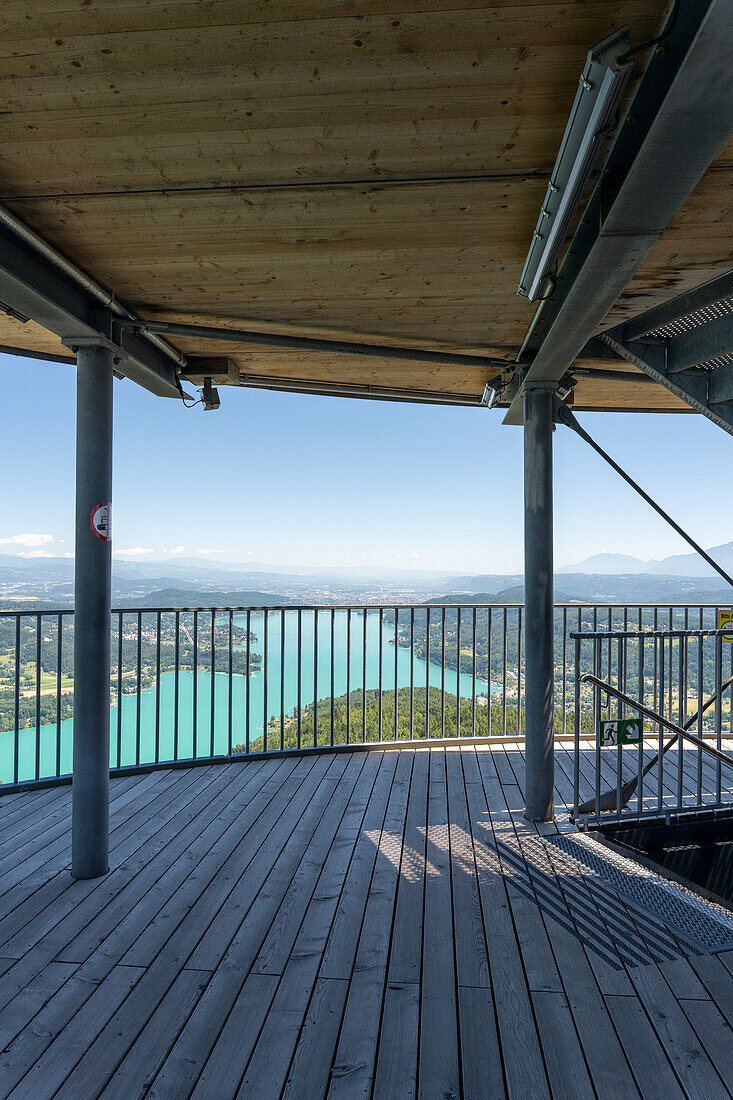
[2,352,731,574]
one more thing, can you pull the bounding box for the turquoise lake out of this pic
[1,610,493,784]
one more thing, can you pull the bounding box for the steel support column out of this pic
[71,345,113,878]
[523,383,556,821]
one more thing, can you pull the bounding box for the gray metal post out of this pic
[523,383,556,821]
[71,344,114,878]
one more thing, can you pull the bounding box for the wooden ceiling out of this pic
[0,0,730,411]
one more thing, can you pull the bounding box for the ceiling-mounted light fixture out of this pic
[481,374,509,408]
[517,27,632,303]
[202,376,221,411]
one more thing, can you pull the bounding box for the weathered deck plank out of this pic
[0,744,732,1099]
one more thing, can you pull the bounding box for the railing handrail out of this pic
[1,601,731,618]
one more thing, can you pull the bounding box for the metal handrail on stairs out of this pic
[572,627,733,823]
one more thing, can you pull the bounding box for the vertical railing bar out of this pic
[487,607,492,736]
[313,610,318,747]
[281,609,286,751]
[13,616,20,785]
[623,606,628,697]
[410,607,415,741]
[425,609,431,739]
[664,602,669,721]
[729,621,733,778]
[362,609,367,743]
[593,637,601,820]
[715,630,723,803]
[636,605,642,705]
[683,606,689,723]
[263,611,269,753]
[562,606,568,735]
[517,606,523,739]
[653,607,658,810]
[456,607,461,739]
[697,620,703,805]
[192,610,198,761]
[210,609,216,760]
[573,634,581,819]
[346,608,351,746]
[683,608,689,804]
[441,607,446,738]
[330,608,335,747]
[677,628,684,810]
[577,607,582,721]
[136,610,142,767]
[115,611,122,774]
[56,612,63,777]
[637,628,645,815]
[245,609,251,755]
[228,610,233,756]
[622,608,628,813]
[607,606,612,688]
[34,613,41,781]
[174,611,180,762]
[658,636,665,812]
[297,608,302,752]
[378,608,384,742]
[472,606,477,738]
[501,608,507,737]
[155,610,162,765]
[616,635,623,815]
[394,609,399,743]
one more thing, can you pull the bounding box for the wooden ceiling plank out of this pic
[0,6,665,79]
[0,0,662,42]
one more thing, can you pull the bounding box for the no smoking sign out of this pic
[89,502,111,542]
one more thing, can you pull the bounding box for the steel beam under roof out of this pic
[598,271,733,435]
[0,214,183,399]
[504,0,733,425]
[126,318,509,372]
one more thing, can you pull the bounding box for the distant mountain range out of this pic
[557,541,733,578]
[434,575,732,606]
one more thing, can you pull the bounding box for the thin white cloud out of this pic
[247,550,253,557]
[197,548,225,555]
[114,547,155,557]
[0,533,53,548]
[18,549,53,558]
[409,551,420,559]
[167,545,186,555]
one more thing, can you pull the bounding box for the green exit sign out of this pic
[600,717,643,746]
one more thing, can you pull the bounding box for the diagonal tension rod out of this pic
[554,398,733,590]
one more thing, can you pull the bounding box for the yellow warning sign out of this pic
[718,609,733,642]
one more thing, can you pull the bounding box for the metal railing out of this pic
[572,626,733,825]
[1,602,732,791]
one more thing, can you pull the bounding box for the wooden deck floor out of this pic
[1,742,733,1099]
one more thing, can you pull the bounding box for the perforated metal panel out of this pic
[546,832,733,953]
[644,296,733,339]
